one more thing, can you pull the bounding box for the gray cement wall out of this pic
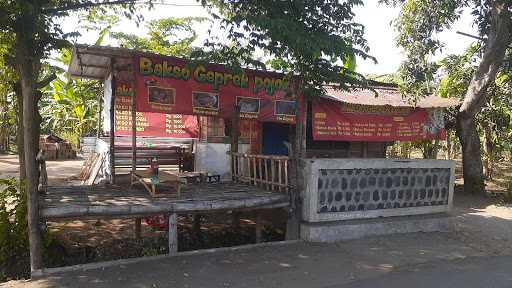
[301,213,452,242]
[303,158,455,222]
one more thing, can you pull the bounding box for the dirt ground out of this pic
[2,154,512,273]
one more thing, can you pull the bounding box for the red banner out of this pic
[114,81,198,138]
[133,55,297,124]
[312,99,446,141]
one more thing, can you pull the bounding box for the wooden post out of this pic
[193,214,202,239]
[109,58,116,184]
[135,218,142,239]
[230,105,240,181]
[96,83,103,138]
[232,211,241,230]
[131,76,137,186]
[286,93,307,240]
[255,212,263,243]
[168,213,178,254]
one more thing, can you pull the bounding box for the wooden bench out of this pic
[114,144,193,172]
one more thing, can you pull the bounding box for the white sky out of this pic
[62,0,479,75]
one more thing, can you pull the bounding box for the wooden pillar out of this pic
[96,83,103,138]
[135,218,142,239]
[230,105,241,183]
[231,211,241,229]
[286,94,307,240]
[193,214,201,239]
[229,106,242,234]
[255,212,263,243]
[109,58,116,184]
[130,79,137,178]
[168,213,178,254]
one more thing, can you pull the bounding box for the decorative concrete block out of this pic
[301,213,453,242]
[303,159,455,222]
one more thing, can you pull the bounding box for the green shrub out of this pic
[0,178,30,281]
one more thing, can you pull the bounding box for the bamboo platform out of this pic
[40,183,290,220]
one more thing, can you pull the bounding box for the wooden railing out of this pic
[231,152,290,192]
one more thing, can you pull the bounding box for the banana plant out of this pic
[40,76,100,148]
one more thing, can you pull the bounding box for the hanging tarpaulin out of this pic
[133,54,297,123]
[312,98,446,141]
[114,80,199,138]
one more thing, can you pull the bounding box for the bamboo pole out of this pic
[109,58,116,184]
[255,212,263,243]
[168,213,178,254]
[230,106,240,181]
[131,78,136,179]
[96,83,103,138]
[258,158,263,187]
[278,159,282,192]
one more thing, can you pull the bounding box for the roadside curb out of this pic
[31,240,301,278]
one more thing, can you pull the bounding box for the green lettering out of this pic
[139,57,153,75]
[173,66,181,79]
[233,75,241,87]
[194,65,207,82]
[224,73,233,85]
[206,71,215,83]
[154,63,163,77]
[181,68,191,80]
[214,72,224,89]
[240,74,248,88]
[253,76,263,93]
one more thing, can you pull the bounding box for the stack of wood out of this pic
[39,135,77,160]
[79,152,106,185]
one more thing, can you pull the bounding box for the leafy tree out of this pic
[0,33,16,154]
[439,45,512,179]
[112,17,205,57]
[0,0,149,272]
[198,0,374,238]
[382,0,512,194]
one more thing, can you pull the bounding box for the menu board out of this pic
[114,94,198,138]
[312,99,446,141]
[134,55,297,124]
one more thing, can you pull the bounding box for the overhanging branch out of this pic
[42,0,147,14]
[36,73,57,89]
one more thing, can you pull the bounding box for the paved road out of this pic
[344,255,512,288]
[1,232,502,288]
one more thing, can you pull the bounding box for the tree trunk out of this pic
[483,125,494,179]
[15,82,26,180]
[456,114,484,194]
[456,1,511,194]
[0,91,8,153]
[16,29,44,273]
[446,131,452,160]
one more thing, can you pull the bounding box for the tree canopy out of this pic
[382,0,512,194]
[112,16,205,57]
[197,0,374,96]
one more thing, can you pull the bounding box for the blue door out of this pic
[262,123,290,156]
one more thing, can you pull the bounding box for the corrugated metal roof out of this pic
[322,86,459,108]
[68,45,134,79]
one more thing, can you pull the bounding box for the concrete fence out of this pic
[302,158,455,222]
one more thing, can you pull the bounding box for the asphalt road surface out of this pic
[344,255,512,288]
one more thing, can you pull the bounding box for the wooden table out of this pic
[131,170,181,198]
[132,170,221,198]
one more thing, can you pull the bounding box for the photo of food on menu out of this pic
[192,91,219,110]
[237,97,260,114]
[148,86,176,105]
[275,100,296,116]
